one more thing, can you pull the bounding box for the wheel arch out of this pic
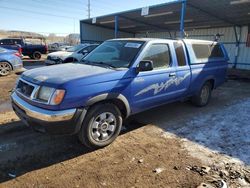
[0,61,13,70]
[204,78,215,90]
[86,93,131,119]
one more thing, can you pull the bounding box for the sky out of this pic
[0,0,172,36]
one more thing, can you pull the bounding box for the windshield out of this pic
[66,44,86,52]
[83,40,144,68]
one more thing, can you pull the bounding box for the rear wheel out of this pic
[0,62,12,76]
[78,103,122,149]
[191,82,212,107]
[32,51,42,60]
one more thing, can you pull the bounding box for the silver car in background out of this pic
[0,47,24,76]
[45,43,99,65]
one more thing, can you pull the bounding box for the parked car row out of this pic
[0,42,100,76]
[0,38,48,60]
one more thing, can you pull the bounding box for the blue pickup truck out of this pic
[11,38,228,148]
[0,38,48,59]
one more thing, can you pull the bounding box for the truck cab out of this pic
[11,38,228,148]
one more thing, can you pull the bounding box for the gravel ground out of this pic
[0,72,250,187]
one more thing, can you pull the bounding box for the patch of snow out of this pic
[164,98,250,167]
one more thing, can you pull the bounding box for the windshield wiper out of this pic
[83,60,116,69]
[94,61,116,69]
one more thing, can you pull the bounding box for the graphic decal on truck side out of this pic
[135,73,190,96]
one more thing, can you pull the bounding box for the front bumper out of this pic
[45,59,62,65]
[11,92,86,134]
[12,62,25,73]
[14,67,26,74]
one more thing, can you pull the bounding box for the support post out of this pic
[233,26,241,69]
[115,15,119,38]
[180,0,187,38]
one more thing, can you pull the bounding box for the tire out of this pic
[78,103,122,149]
[191,82,212,107]
[32,51,42,60]
[0,62,12,76]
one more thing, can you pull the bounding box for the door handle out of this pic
[169,73,176,77]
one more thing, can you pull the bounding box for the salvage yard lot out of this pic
[0,72,250,187]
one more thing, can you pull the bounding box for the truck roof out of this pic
[108,38,218,44]
[108,38,176,42]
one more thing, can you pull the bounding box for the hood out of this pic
[21,63,129,87]
[48,51,73,60]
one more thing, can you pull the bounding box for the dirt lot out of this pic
[0,72,250,188]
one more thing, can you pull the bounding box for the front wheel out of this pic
[191,82,212,107]
[78,103,122,149]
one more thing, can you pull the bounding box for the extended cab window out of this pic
[174,42,187,66]
[143,44,171,69]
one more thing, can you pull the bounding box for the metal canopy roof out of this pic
[80,0,250,34]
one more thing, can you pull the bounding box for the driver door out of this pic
[131,43,177,112]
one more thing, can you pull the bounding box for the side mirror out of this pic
[136,60,153,73]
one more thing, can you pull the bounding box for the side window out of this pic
[0,39,10,45]
[192,43,225,62]
[13,39,21,45]
[192,44,210,59]
[143,44,171,69]
[174,42,187,66]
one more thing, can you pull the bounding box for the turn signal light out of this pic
[51,89,65,105]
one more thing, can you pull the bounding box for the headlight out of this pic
[37,86,65,105]
[37,86,55,102]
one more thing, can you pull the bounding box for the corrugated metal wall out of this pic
[136,26,250,70]
[80,21,250,70]
[80,22,134,43]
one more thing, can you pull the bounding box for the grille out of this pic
[16,80,35,98]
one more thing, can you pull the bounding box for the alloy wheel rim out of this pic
[90,112,117,142]
[0,62,11,76]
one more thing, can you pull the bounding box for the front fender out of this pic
[86,93,131,118]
